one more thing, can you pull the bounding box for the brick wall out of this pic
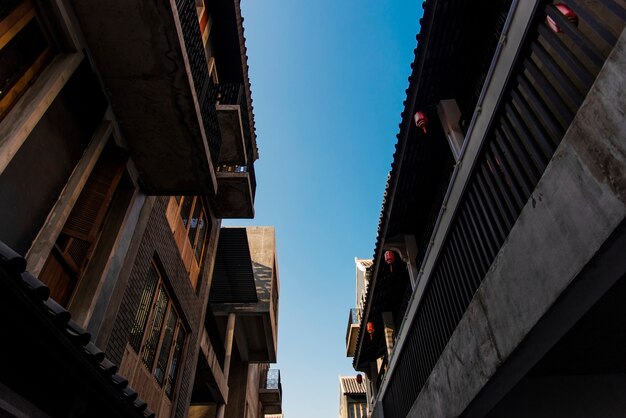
[106,197,216,418]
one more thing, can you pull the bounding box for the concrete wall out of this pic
[405,28,626,418]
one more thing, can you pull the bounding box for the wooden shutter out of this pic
[39,146,126,305]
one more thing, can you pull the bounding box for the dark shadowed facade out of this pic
[0,0,272,417]
[350,1,626,417]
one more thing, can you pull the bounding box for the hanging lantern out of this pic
[356,374,363,384]
[547,3,578,33]
[384,250,396,272]
[414,111,429,134]
[367,322,375,340]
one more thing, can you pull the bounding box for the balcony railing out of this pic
[175,0,221,166]
[382,2,625,417]
[213,82,254,161]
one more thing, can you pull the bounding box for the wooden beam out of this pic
[0,52,83,174]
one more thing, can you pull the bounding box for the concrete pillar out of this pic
[382,312,395,358]
[217,312,236,418]
[403,235,419,289]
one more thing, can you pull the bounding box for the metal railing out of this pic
[213,82,257,198]
[213,82,255,160]
[383,2,625,417]
[175,0,221,166]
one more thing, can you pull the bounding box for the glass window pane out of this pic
[194,211,208,261]
[141,286,169,369]
[154,308,178,385]
[129,264,159,351]
[165,326,186,398]
[179,197,194,228]
[187,199,202,246]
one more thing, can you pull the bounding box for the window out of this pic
[178,196,208,263]
[0,0,53,120]
[129,263,186,399]
[166,196,211,288]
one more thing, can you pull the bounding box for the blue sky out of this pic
[225,1,423,416]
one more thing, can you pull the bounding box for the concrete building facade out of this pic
[189,226,282,418]
[351,1,626,417]
[0,1,275,418]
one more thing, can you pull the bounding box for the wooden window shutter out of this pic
[39,145,126,305]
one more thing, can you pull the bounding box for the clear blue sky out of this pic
[225,1,423,416]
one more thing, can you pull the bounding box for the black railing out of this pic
[213,82,257,199]
[175,0,221,166]
[383,2,625,417]
[213,82,255,161]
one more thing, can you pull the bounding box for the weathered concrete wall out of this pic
[406,28,626,418]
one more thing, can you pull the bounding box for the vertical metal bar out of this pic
[537,25,594,89]
[504,102,548,173]
[490,139,526,210]
[484,153,519,224]
[475,169,509,240]
[458,210,489,283]
[430,275,454,345]
[530,41,585,106]
[500,116,541,186]
[466,190,499,259]
[511,90,554,159]
[450,228,481,295]
[599,0,626,21]
[517,74,564,146]
[568,0,617,45]
[439,255,465,323]
[446,233,473,306]
[545,4,605,67]
[523,57,575,125]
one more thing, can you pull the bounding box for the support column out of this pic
[404,235,419,290]
[217,312,236,418]
[382,312,395,358]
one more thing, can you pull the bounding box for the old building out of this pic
[0,0,268,417]
[338,376,367,418]
[352,1,626,417]
[189,226,282,418]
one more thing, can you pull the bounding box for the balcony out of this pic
[70,0,222,194]
[209,227,278,362]
[346,308,361,357]
[213,83,256,218]
[375,2,626,417]
[259,368,282,414]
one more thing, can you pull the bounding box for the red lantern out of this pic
[384,250,395,272]
[547,3,578,33]
[414,111,429,134]
[367,322,375,340]
[356,374,363,384]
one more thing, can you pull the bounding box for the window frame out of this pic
[132,262,187,400]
